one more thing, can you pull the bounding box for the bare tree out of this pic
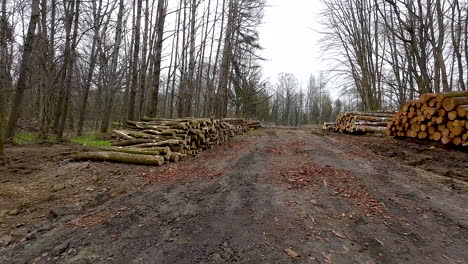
[1,0,267,144]
[0,0,6,158]
[127,0,143,121]
[148,0,168,117]
[6,0,40,139]
[77,0,106,136]
[57,0,81,140]
[101,0,125,133]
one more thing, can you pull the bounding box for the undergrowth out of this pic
[69,133,111,147]
[13,132,110,147]
[13,134,36,145]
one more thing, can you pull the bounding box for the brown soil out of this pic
[0,128,467,263]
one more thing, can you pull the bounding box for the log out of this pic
[169,153,180,162]
[113,130,133,140]
[442,97,468,111]
[436,91,468,103]
[73,152,165,166]
[420,93,437,104]
[448,111,458,121]
[441,136,453,145]
[97,146,160,156]
[344,112,395,117]
[130,139,184,148]
[352,126,387,133]
[113,139,164,147]
[99,117,248,166]
[456,105,468,118]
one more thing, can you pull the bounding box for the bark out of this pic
[216,0,235,118]
[451,0,466,91]
[185,0,198,116]
[100,0,124,134]
[194,0,212,117]
[138,0,150,119]
[162,12,176,117]
[57,0,81,140]
[53,0,75,134]
[77,0,103,136]
[0,0,7,157]
[148,0,167,117]
[73,151,165,166]
[208,0,226,116]
[127,0,143,121]
[96,146,162,156]
[177,0,189,118]
[5,0,40,138]
[169,0,184,118]
[0,88,4,158]
[38,0,55,140]
[435,0,449,92]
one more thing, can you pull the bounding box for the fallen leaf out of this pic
[284,248,300,259]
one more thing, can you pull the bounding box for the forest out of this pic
[1,1,468,263]
[1,0,468,154]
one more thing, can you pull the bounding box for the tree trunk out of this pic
[5,0,40,139]
[177,0,189,118]
[100,0,125,134]
[148,0,167,117]
[57,0,81,140]
[127,0,143,121]
[185,0,198,117]
[138,0,150,119]
[169,0,184,118]
[216,0,234,118]
[77,0,103,136]
[73,151,165,166]
[0,0,7,158]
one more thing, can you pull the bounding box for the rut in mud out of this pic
[1,128,468,264]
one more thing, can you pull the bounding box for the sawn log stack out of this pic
[387,91,468,146]
[74,117,261,165]
[332,112,394,134]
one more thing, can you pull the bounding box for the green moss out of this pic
[69,133,111,147]
[13,134,37,145]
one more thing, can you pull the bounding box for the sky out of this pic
[258,0,327,89]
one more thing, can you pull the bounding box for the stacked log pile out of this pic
[223,118,247,128]
[387,91,468,146]
[73,118,247,165]
[334,112,394,134]
[223,118,262,130]
[247,121,261,129]
[322,123,336,131]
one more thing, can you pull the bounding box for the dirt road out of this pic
[1,128,468,263]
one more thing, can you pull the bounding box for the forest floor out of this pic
[0,127,468,263]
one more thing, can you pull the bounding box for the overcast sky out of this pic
[258,0,327,89]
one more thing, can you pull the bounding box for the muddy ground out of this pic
[0,128,467,264]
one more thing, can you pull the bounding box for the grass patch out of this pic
[12,132,110,147]
[231,129,264,141]
[69,133,111,147]
[13,134,37,145]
